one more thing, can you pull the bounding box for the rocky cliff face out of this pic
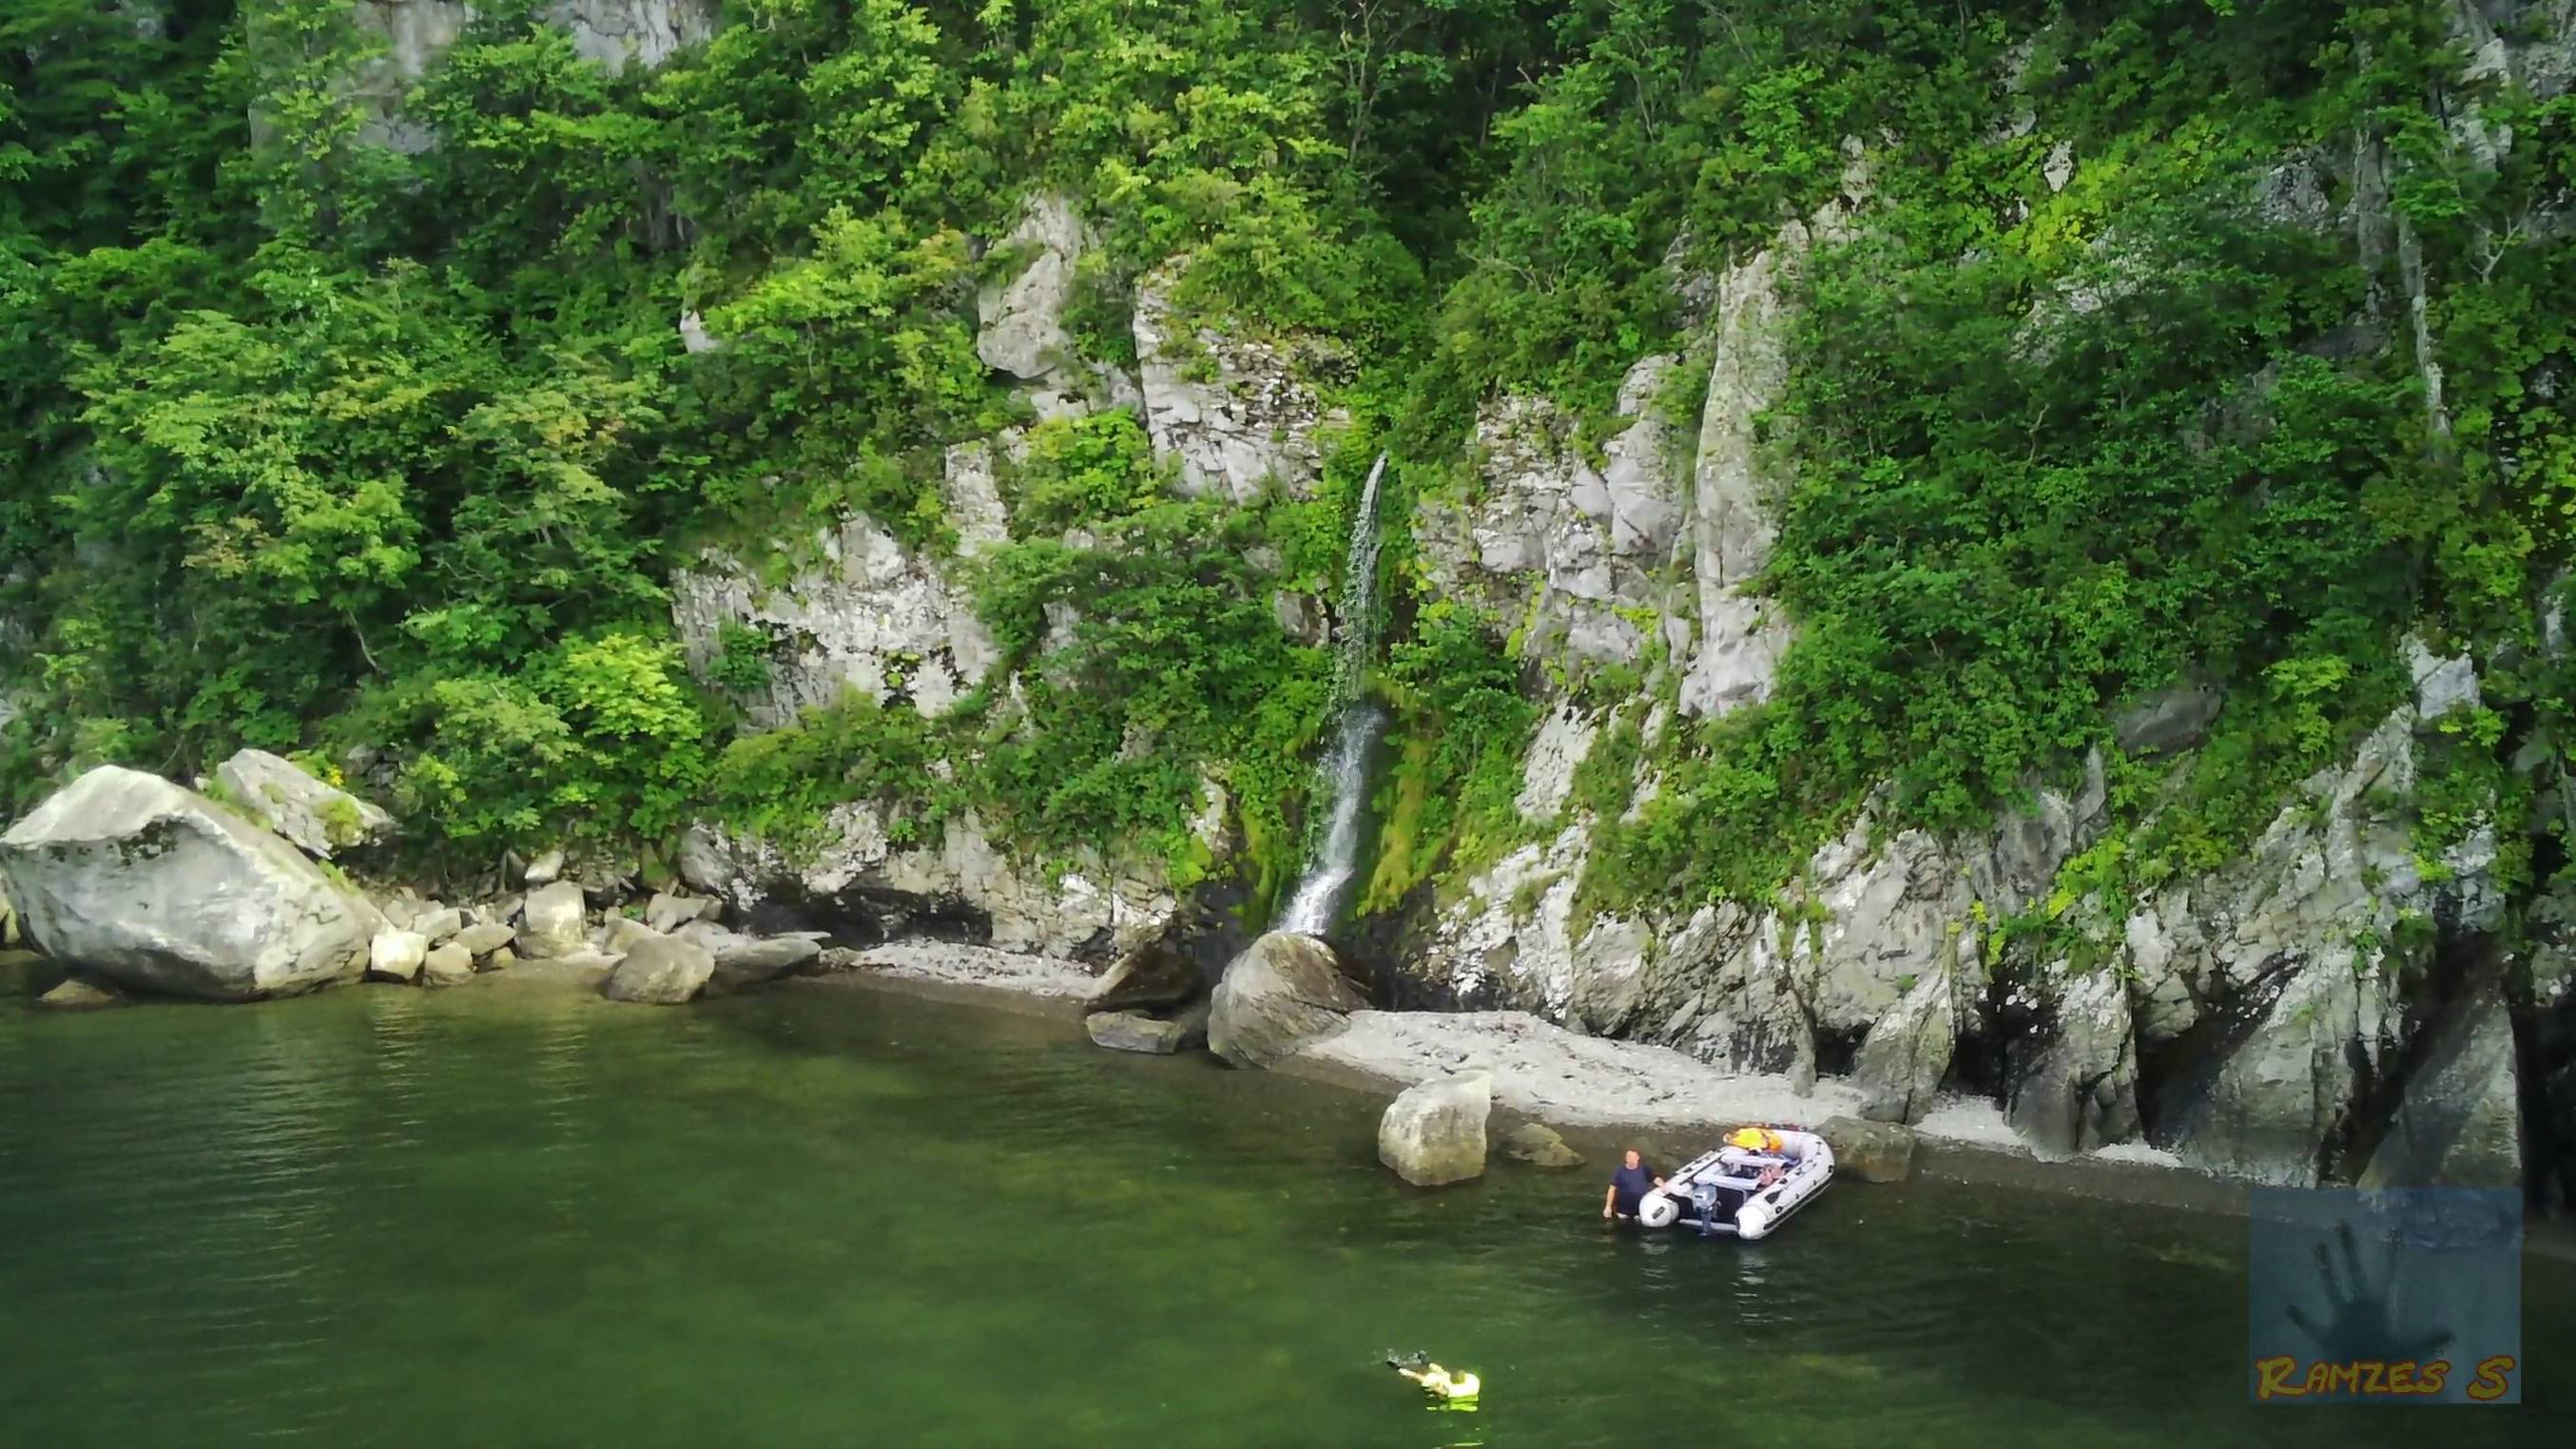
[347,0,716,149]
[654,136,2561,1195]
[1385,129,2557,1194]
[670,512,1000,725]
[666,196,1327,961]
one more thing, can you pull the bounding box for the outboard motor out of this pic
[1690,1180,1723,1237]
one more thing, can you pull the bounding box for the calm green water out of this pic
[0,960,2566,1448]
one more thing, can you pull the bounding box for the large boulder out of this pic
[1207,932,1366,1068]
[1377,1064,1493,1187]
[601,931,714,1005]
[2006,968,2142,1159]
[0,765,385,999]
[1848,964,1960,1125]
[1087,939,1202,1015]
[213,748,393,859]
[518,880,589,959]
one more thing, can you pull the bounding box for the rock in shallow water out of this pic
[601,933,713,1005]
[707,936,823,992]
[1378,1065,1493,1187]
[1087,939,1202,1015]
[419,943,475,988]
[1501,1122,1584,1169]
[1086,999,1211,1055]
[37,975,126,1009]
[0,765,384,1000]
[368,929,428,982]
[1820,1115,1915,1183]
[1208,932,1365,1069]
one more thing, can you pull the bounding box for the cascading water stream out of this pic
[1274,454,1390,937]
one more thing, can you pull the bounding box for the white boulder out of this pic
[0,765,385,999]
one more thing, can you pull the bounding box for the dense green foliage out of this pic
[3,0,2572,944]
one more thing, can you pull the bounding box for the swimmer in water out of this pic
[1387,1351,1482,1404]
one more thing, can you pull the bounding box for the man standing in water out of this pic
[1602,1149,1664,1221]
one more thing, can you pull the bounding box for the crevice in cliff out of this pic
[2506,942,2567,1214]
[740,883,994,953]
[2138,956,2300,1150]
[2317,929,2497,1185]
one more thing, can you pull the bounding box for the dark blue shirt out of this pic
[1610,1162,1656,1212]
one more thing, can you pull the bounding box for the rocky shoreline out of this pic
[0,751,2557,1236]
[814,937,2271,1218]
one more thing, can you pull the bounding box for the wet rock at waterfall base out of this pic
[1087,999,1212,1055]
[2358,970,2522,1190]
[1379,1064,1493,1187]
[1087,939,1202,1015]
[1501,1122,1585,1169]
[1820,1116,1916,1184]
[1208,932,1367,1068]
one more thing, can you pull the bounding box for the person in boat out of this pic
[1603,1148,1666,1221]
[1389,1352,1481,1403]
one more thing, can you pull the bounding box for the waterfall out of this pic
[1274,454,1390,937]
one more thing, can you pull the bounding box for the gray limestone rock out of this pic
[1501,1121,1585,1169]
[1086,1000,1211,1055]
[452,921,517,958]
[0,765,384,1000]
[37,975,126,1009]
[706,935,823,992]
[1377,1064,1492,1187]
[1087,939,1202,1015]
[213,749,393,859]
[600,932,715,1005]
[518,881,589,960]
[419,942,476,988]
[368,929,429,983]
[1209,932,1367,1069]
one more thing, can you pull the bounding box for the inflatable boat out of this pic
[1637,1127,1832,1241]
